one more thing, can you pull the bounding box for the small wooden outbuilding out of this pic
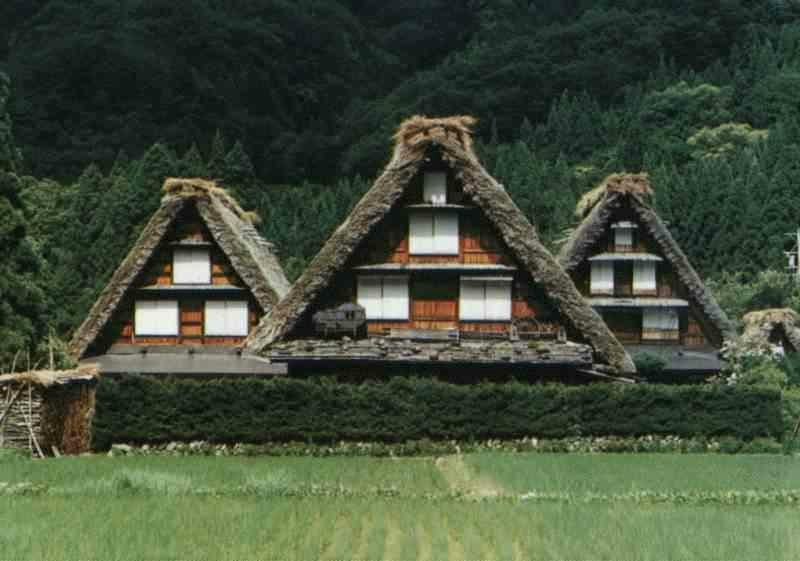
[0,366,97,456]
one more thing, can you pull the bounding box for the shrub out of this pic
[632,351,667,380]
[90,376,784,449]
[737,360,788,388]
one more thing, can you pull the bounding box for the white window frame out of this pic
[204,300,249,336]
[459,277,512,321]
[173,247,211,284]
[633,261,657,294]
[590,262,614,295]
[357,276,409,320]
[409,211,459,255]
[423,171,447,205]
[134,300,179,336]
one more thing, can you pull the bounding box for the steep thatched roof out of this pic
[558,173,734,345]
[243,115,635,374]
[0,365,97,387]
[741,308,800,353]
[70,178,291,359]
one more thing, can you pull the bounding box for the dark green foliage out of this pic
[91,376,783,449]
[632,352,667,381]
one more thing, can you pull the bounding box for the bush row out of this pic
[91,376,784,449]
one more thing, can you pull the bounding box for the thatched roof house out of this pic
[740,308,800,354]
[70,178,289,375]
[557,173,733,377]
[244,116,634,377]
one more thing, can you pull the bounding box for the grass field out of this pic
[1,452,799,560]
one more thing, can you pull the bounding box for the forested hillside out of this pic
[2,1,800,366]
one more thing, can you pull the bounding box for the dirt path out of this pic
[434,455,507,498]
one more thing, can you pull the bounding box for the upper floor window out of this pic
[357,275,409,320]
[590,262,614,295]
[135,300,179,336]
[409,211,459,255]
[173,248,211,284]
[423,171,447,204]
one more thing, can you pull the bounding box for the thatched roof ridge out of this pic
[70,179,290,359]
[558,174,734,345]
[741,308,800,352]
[0,365,97,387]
[244,116,635,374]
[575,173,653,220]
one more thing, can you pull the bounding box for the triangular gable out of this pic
[70,178,290,359]
[558,174,734,345]
[244,116,635,374]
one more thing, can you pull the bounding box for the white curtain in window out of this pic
[590,262,614,294]
[357,276,383,319]
[173,248,211,284]
[643,308,679,338]
[135,300,179,335]
[423,172,447,204]
[434,213,459,254]
[205,301,249,336]
[459,278,511,320]
[633,261,656,293]
[614,228,633,249]
[357,276,409,320]
[409,212,434,254]
[484,281,512,320]
[381,276,410,320]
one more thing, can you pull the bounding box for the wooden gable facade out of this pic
[558,174,732,355]
[71,178,290,370]
[106,205,262,348]
[292,150,564,340]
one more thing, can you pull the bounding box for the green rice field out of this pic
[1,452,798,560]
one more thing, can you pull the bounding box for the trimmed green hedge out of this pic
[92,376,784,449]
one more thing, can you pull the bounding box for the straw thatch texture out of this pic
[558,174,734,346]
[70,178,290,359]
[741,309,800,353]
[244,116,635,374]
[0,366,97,454]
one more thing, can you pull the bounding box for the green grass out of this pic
[1,452,799,560]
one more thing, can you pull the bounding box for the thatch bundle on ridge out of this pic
[575,172,653,220]
[740,308,800,353]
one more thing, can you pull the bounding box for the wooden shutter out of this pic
[381,276,409,320]
[484,280,512,320]
[434,213,459,255]
[590,262,614,295]
[173,248,211,284]
[633,261,656,294]
[135,300,178,335]
[409,212,434,254]
[357,276,383,319]
[459,279,486,320]
[423,172,447,204]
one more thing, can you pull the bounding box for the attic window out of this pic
[423,171,447,204]
[173,248,211,284]
[135,300,179,336]
[459,277,512,321]
[204,300,249,336]
[590,262,614,295]
[409,211,459,255]
[357,276,409,320]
